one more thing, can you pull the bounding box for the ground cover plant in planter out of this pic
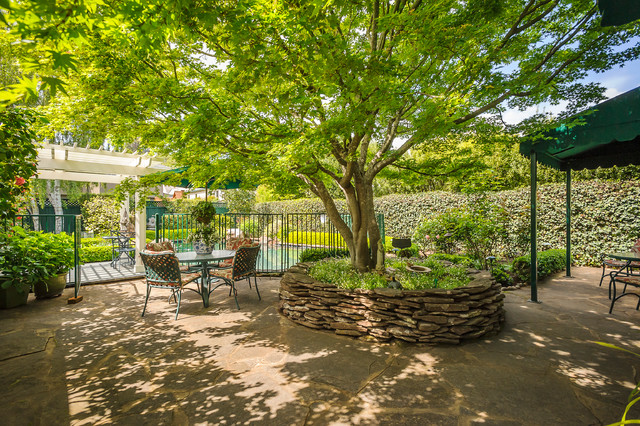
[280,257,504,343]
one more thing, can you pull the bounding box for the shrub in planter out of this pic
[512,249,566,283]
[0,227,75,304]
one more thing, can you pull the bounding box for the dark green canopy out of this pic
[520,86,640,171]
[520,85,640,304]
[598,0,640,27]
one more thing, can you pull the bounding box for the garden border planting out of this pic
[279,263,505,344]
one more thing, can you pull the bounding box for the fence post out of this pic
[74,215,82,298]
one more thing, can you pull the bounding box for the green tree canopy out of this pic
[3,0,640,270]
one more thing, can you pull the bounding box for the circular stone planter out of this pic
[279,263,505,344]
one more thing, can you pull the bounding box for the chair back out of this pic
[392,238,411,249]
[140,251,182,286]
[232,245,260,279]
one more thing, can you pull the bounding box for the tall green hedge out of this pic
[256,180,640,266]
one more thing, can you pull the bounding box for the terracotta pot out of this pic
[33,273,67,299]
[0,282,30,309]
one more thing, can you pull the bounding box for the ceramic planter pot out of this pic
[33,273,67,299]
[194,241,214,255]
[0,282,31,309]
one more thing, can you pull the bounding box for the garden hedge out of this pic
[256,180,640,266]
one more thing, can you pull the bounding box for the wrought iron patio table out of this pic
[175,250,236,308]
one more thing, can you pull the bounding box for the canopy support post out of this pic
[566,169,572,277]
[530,152,539,303]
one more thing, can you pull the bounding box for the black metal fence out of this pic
[8,214,82,297]
[155,212,385,273]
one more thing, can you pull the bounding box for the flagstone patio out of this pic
[1,266,639,425]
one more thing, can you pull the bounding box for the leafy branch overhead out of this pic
[3,0,639,271]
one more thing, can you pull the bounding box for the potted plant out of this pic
[0,227,41,308]
[31,231,75,299]
[187,202,222,254]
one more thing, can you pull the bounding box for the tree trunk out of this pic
[28,196,40,232]
[47,180,63,233]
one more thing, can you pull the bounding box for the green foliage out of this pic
[427,253,475,267]
[81,196,119,235]
[491,264,514,287]
[186,225,221,246]
[0,227,74,290]
[299,248,350,263]
[190,201,216,224]
[309,258,387,291]
[81,237,111,247]
[512,249,566,283]
[386,258,472,290]
[224,189,256,214]
[0,109,38,220]
[79,245,112,264]
[413,201,504,267]
[285,231,347,248]
[309,257,471,291]
[8,0,639,273]
[594,342,640,426]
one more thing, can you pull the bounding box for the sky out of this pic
[502,56,640,125]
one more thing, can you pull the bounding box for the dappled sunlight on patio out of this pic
[1,267,639,424]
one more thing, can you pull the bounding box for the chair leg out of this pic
[175,288,182,320]
[254,274,261,301]
[599,264,606,287]
[231,281,240,310]
[142,285,151,317]
[609,280,619,314]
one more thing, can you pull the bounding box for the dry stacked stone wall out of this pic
[279,263,505,344]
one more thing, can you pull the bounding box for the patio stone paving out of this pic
[1,266,639,425]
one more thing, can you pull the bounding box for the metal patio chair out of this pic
[208,245,261,309]
[110,231,136,269]
[598,254,640,298]
[609,274,640,314]
[140,251,202,320]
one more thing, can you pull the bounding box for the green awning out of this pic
[519,86,640,171]
[598,0,640,27]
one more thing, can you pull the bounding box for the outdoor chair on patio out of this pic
[208,244,261,309]
[608,273,640,314]
[110,230,136,269]
[598,249,640,297]
[140,250,202,320]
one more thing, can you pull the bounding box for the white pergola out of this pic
[36,143,170,272]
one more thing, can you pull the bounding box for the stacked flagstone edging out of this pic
[279,263,505,343]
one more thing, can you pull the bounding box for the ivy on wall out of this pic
[256,180,640,266]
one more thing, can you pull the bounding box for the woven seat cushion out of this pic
[604,259,640,268]
[616,276,640,286]
[146,241,176,252]
[209,268,232,279]
[148,272,201,287]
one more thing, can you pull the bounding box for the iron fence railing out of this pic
[154,212,385,273]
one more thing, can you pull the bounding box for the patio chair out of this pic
[208,244,261,309]
[140,250,202,320]
[110,230,136,269]
[608,274,640,314]
[598,254,640,298]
